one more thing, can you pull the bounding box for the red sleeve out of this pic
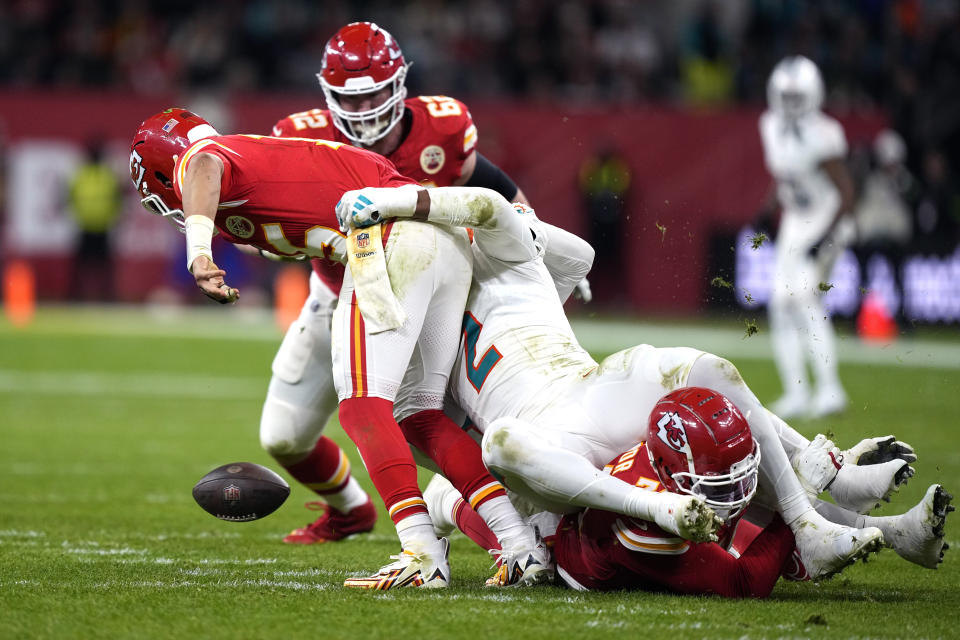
[171,139,237,204]
[620,514,796,599]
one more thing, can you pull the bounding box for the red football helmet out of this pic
[317,22,408,146]
[647,387,760,523]
[129,108,218,230]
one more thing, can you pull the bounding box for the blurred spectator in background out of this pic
[579,144,631,306]
[680,2,734,106]
[68,139,122,301]
[852,129,916,326]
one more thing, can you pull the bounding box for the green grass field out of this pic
[2,307,959,639]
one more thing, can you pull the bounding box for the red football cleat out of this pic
[283,499,377,544]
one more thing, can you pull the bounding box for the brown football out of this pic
[192,462,290,522]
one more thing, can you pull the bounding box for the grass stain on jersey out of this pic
[462,192,497,228]
[713,358,745,386]
[383,221,440,300]
[660,363,687,391]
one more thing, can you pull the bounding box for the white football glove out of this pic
[335,185,422,232]
[791,434,843,500]
[843,436,917,465]
[335,190,381,232]
[672,496,724,544]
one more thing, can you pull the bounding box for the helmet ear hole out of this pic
[155,171,172,189]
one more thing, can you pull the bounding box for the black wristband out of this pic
[465,152,519,201]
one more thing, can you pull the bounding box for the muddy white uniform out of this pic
[433,197,822,529]
[448,205,706,474]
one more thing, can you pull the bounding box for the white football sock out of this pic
[395,512,443,553]
[801,297,843,392]
[476,495,535,550]
[323,476,370,513]
[769,296,810,399]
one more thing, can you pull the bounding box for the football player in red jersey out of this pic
[553,387,951,595]
[260,21,559,548]
[129,108,548,588]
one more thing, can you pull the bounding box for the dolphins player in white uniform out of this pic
[760,56,857,419]
[335,185,929,580]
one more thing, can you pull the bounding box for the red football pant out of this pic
[451,498,501,551]
[399,409,506,510]
[338,397,427,524]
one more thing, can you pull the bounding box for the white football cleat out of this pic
[343,538,450,590]
[829,458,914,514]
[881,484,953,569]
[652,495,723,544]
[791,512,884,580]
[485,537,553,587]
[792,434,843,500]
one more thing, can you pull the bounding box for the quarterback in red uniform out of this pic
[258,21,544,551]
[130,108,545,589]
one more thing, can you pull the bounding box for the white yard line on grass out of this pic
[6,306,960,370]
[0,369,266,397]
[569,319,960,370]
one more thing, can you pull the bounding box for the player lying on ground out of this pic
[260,21,579,547]
[551,387,952,596]
[129,109,547,588]
[336,184,918,580]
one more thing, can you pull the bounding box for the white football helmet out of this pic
[767,55,824,119]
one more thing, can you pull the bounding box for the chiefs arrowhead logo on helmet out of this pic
[646,387,760,527]
[655,412,688,453]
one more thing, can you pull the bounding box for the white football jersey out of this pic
[450,216,597,434]
[759,110,848,249]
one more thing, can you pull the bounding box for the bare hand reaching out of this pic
[190,255,239,304]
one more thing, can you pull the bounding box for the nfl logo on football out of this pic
[223,484,241,502]
[357,232,370,249]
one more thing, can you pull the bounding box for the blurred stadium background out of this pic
[2,0,958,325]
[3,3,960,636]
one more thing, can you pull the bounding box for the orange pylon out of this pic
[274,265,309,332]
[3,260,36,327]
[857,292,897,344]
